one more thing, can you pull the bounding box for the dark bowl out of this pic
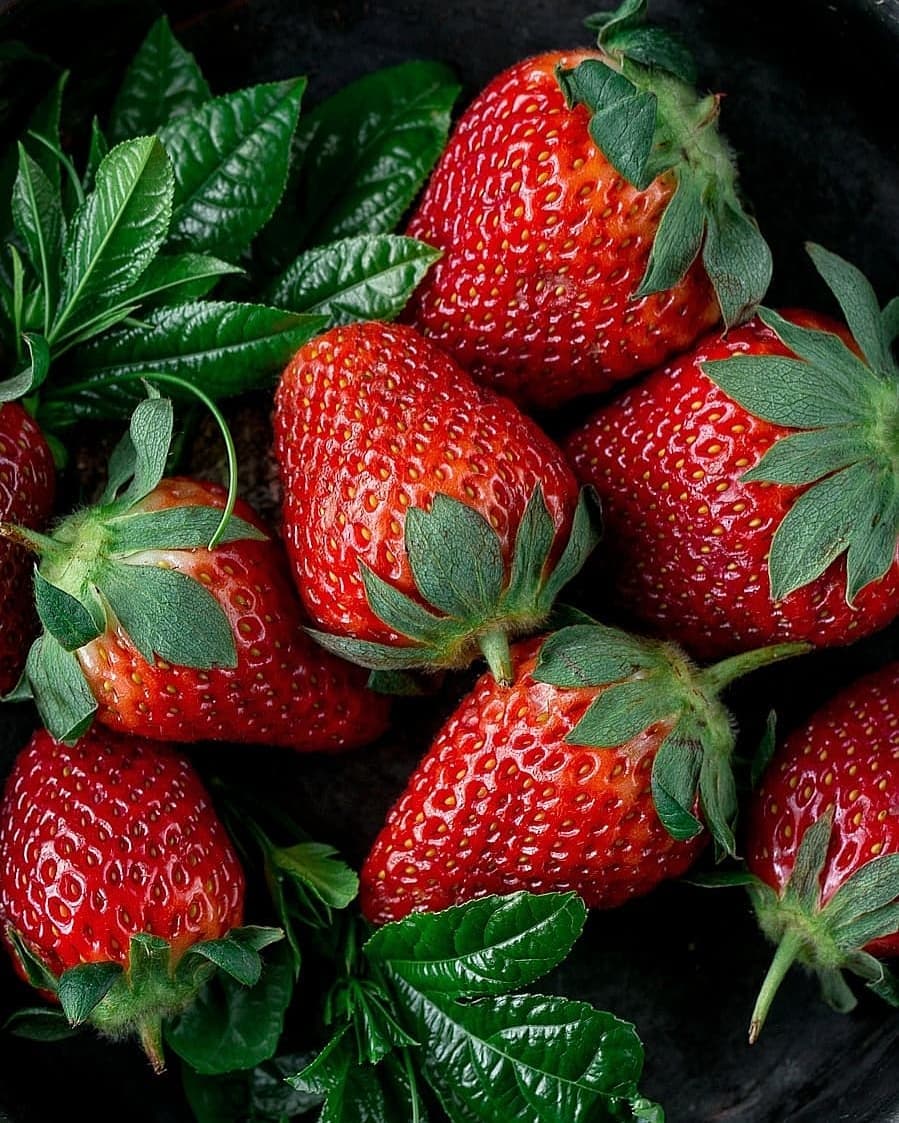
[0,1,898,1121]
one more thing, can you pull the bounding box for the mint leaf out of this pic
[366,891,586,998]
[271,841,359,910]
[268,233,439,328]
[52,136,174,343]
[12,143,64,333]
[159,79,305,260]
[183,1054,322,1123]
[109,15,211,142]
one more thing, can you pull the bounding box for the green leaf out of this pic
[806,243,892,374]
[160,79,305,259]
[271,842,359,910]
[537,487,603,611]
[4,1007,79,1042]
[188,927,283,987]
[83,117,109,193]
[750,710,777,789]
[108,391,174,510]
[638,170,704,295]
[165,941,294,1076]
[53,136,175,340]
[0,332,50,401]
[269,234,440,328]
[33,570,102,650]
[24,71,67,193]
[359,564,452,645]
[271,60,460,258]
[96,561,237,669]
[742,427,871,485]
[568,677,680,747]
[123,252,242,309]
[57,961,122,1025]
[405,495,504,620]
[26,632,97,743]
[767,460,879,601]
[183,1055,322,1123]
[503,487,556,612]
[109,15,211,143]
[650,734,704,841]
[366,891,586,998]
[701,200,772,328]
[395,984,647,1123]
[106,507,264,554]
[786,810,832,911]
[535,623,658,688]
[52,301,325,422]
[12,143,64,331]
[603,25,697,85]
[844,472,899,603]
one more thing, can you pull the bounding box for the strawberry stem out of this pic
[699,642,811,696]
[0,521,63,557]
[749,927,805,1044]
[478,628,513,686]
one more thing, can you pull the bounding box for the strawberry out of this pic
[0,399,55,696]
[566,244,899,660]
[0,725,280,1069]
[360,620,802,925]
[2,392,390,750]
[273,320,597,685]
[402,0,771,409]
[736,662,899,1042]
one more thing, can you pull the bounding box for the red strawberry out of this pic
[274,320,596,685]
[739,662,899,1041]
[0,726,270,1069]
[360,620,801,925]
[566,244,899,660]
[4,394,389,751]
[0,401,55,695]
[402,1,771,408]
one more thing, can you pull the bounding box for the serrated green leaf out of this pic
[33,569,101,650]
[83,117,109,193]
[394,984,647,1123]
[768,460,879,601]
[806,243,891,374]
[406,494,504,620]
[12,143,64,332]
[267,61,460,261]
[742,426,871,485]
[109,15,211,143]
[188,927,283,987]
[701,200,772,328]
[568,677,680,747]
[650,734,703,841]
[534,623,658,688]
[638,169,704,295]
[272,842,359,910]
[0,332,50,401]
[48,301,325,423]
[268,233,440,328]
[159,80,305,259]
[24,70,67,193]
[123,252,242,310]
[537,487,603,611]
[57,961,122,1025]
[26,632,97,743]
[845,472,899,603]
[360,563,452,645]
[165,941,294,1075]
[53,137,174,341]
[106,506,265,554]
[366,892,586,999]
[96,560,237,668]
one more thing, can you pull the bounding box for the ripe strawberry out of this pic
[566,244,899,659]
[360,620,802,925]
[4,393,389,750]
[739,662,899,1042]
[274,320,596,685]
[0,400,55,695]
[0,726,279,1069]
[402,1,771,408]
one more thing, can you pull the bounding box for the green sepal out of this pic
[5,927,59,994]
[57,961,123,1025]
[585,0,697,84]
[698,746,737,858]
[0,332,50,401]
[359,564,454,646]
[535,487,602,611]
[637,169,704,295]
[4,1006,80,1041]
[366,668,429,696]
[701,198,773,329]
[33,567,102,650]
[105,507,265,554]
[535,622,660,688]
[867,964,899,1007]
[883,296,899,347]
[568,676,680,747]
[742,427,872,486]
[306,628,440,671]
[186,926,284,988]
[650,733,703,841]
[687,870,766,890]
[25,632,98,743]
[95,560,238,669]
[750,710,777,789]
[110,391,173,511]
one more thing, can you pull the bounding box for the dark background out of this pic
[0,0,898,1120]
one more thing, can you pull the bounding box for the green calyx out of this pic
[7,924,282,1071]
[1,389,265,743]
[532,621,807,856]
[557,0,772,327]
[308,486,602,687]
[741,811,899,1043]
[702,242,899,607]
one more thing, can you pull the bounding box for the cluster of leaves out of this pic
[0,15,457,434]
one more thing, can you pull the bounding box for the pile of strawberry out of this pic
[0,2,898,1120]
